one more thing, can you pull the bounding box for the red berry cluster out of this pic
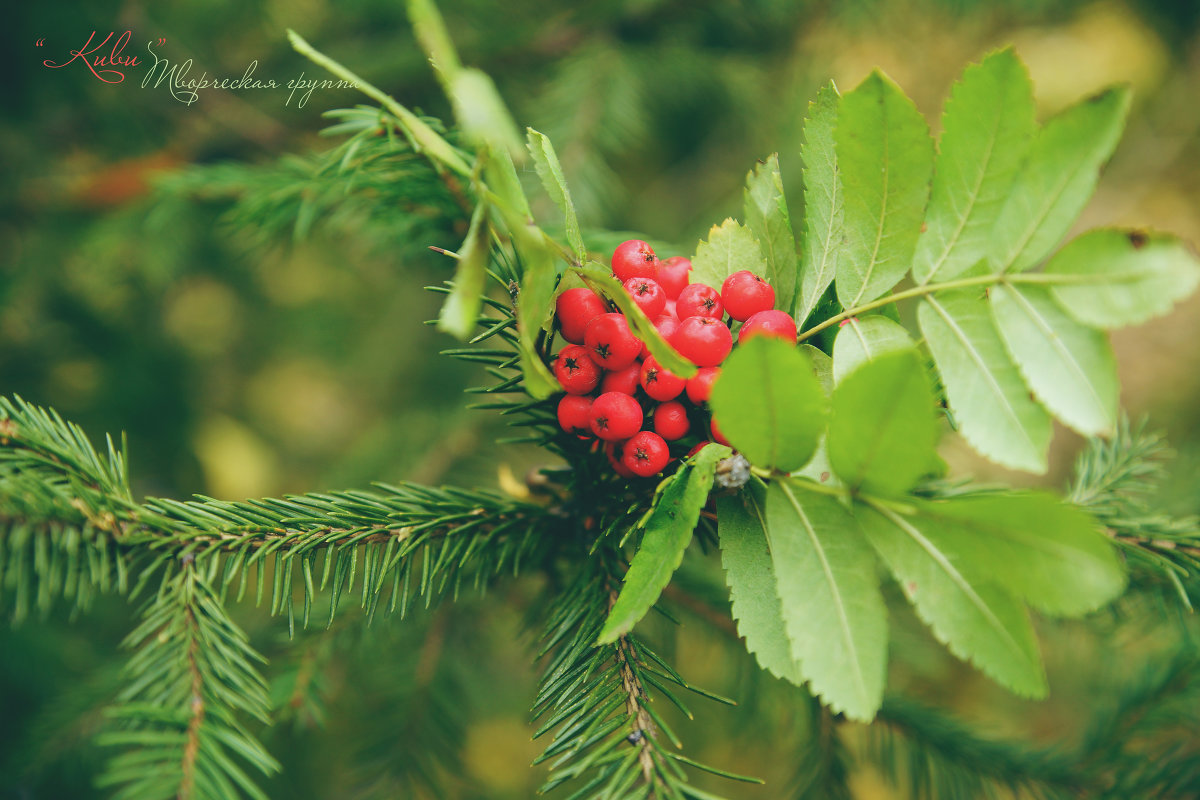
[552,239,798,478]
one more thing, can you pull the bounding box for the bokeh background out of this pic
[2,1,1199,797]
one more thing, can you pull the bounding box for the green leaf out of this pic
[831,315,914,385]
[795,346,839,487]
[716,485,802,683]
[597,444,730,644]
[909,493,1127,616]
[797,82,842,325]
[572,264,698,378]
[835,71,934,308]
[990,284,1118,436]
[448,68,525,163]
[918,290,1051,473]
[991,87,1131,273]
[857,500,1047,698]
[527,128,586,263]
[912,49,1035,285]
[827,350,938,497]
[1044,229,1200,328]
[436,202,491,340]
[768,480,887,720]
[709,337,827,471]
[690,218,768,293]
[744,154,798,313]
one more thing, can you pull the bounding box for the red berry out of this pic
[686,440,713,458]
[557,394,593,435]
[685,366,721,404]
[656,257,692,300]
[612,239,658,283]
[676,284,724,320]
[672,317,733,367]
[601,360,642,395]
[711,417,730,446]
[641,313,680,358]
[555,288,609,344]
[653,401,690,440]
[589,392,644,441]
[739,310,797,344]
[622,431,671,477]
[721,271,776,322]
[622,277,667,318]
[553,345,601,394]
[604,440,637,478]
[584,313,642,371]
[663,299,679,320]
[639,356,686,401]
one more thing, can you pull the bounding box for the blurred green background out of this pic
[2,1,1199,797]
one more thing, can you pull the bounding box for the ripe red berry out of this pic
[663,299,679,320]
[641,313,680,358]
[653,401,690,440]
[601,360,642,395]
[612,239,658,283]
[589,392,644,441]
[721,271,776,322]
[555,288,609,344]
[656,257,692,300]
[710,417,730,446]
[685,366,721,404]
[686,440,713,458]
[604,440,637,478]
[584,313,642,371]
[621,431,671,477]
[738,310,797,344]
[672,317,733,367]
[676,284,724,320]
[622,277,667,318]
[639,356,686,401]
[553,345,601,394]
[557,394,593,435]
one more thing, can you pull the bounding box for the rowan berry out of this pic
[721,271,775,321]
[676,284,724,320]
[639,356,686,401]
[738,310,797,344]
[653,401,690,440]
[623,277,666,318]
[553,345,601,394]
[584,313,642,371]
[612,239,658,283]
[589,392,644,441]
[621,431,671,477]
[656,256,692,300]
[685,366,721,404]
[557,394,593,435]
[555,288,608,344]
[601,360,642,395]
[672,317,732,367]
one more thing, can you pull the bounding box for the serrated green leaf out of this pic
[908,493,1126,616]
[835,71,934,308]
[768,480,886,720]
[831,315,915,385]
[436,202,491,340]
[572,264,697,378]
[598,444,731,644]
[709,337,827,471]
[690,218,768,293]
[527,128,586,263]
[744,154,798,313]
[918,290,1051,473]
[857,500,1047,698]
[1044,229,1200,329]
[913,49,1035,285]
[828,349,938,497]
[716,485,802,683]
[991,284,1118,436]
[449,67,525,163]
[992,87,1131,273]
[797,83,842,326]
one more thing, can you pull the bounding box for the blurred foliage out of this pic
[2,0,1200,797]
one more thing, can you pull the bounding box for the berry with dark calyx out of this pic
[553,345,601,394]
[641,313,680,358]
[604,440,637,478]
[555,288,609,344]
[639,356,686,401]
[621,431,671,477]
[601,360,642,395]
[622,277,667,318]
[653,401,690,440]
[672,317,733,367]
[738,309,797,344]
[612,239,658,283]
[721,270,776,322]
[589,392,644,441]
[557,394,593,435]
[676,284,725,320]
[685,366,721,404]
[585,313,642,371]
[656,256,692,299]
